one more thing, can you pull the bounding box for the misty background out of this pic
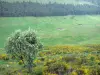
[0,0,100,16]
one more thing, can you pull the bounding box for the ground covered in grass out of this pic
[0,15,100,75]
[0,44,100,75]
[0,15,100,48]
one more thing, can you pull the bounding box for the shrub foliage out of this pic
[5,29,42,73]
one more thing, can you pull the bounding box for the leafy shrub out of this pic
[5,29,42,73]
[71,71,78,75]
[33,66,43,75]
[45,61,70,75]
[18,60,24,65]
[0,54,9,60]
[62,56,76,62]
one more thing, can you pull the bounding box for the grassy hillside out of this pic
[0,15,100,48]
[1,0,94,5]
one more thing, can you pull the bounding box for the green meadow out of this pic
[0,15,100,75]
[0,15,100,48]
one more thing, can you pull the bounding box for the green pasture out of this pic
[0,15,100,48]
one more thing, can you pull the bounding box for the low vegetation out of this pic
[0,16,100,75]
[0,44,100,75]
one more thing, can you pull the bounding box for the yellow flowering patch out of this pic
[0,54,9,60]
[71,71,78,75]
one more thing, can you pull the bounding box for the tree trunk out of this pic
[27,55,33,73]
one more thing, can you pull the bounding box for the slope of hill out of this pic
[0,15,100,48]
[1,0,95,5]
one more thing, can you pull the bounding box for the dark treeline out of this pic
[0,1,100,17]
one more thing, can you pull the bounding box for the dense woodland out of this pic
[0,1,100,16]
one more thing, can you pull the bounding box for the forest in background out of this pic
[0,1,100,16]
